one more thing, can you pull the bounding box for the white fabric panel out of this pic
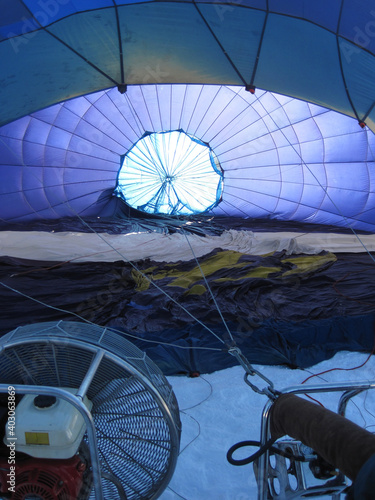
[1,230,375,263]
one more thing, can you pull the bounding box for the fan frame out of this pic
[0,332,181,500]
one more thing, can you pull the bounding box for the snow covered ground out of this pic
[160,351,375,500]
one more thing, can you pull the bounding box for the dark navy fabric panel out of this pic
[1,252,375,374]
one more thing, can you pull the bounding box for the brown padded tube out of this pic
[270,393,375,481]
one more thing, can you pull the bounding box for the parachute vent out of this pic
[115,130,224,216]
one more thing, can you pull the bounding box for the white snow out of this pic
[160,351,375,500]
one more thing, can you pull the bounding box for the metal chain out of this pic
[228,347,279,401]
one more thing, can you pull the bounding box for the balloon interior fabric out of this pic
[1,85,375,231]
[1,1,375,375]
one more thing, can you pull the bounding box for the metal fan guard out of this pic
[0,320,181,500]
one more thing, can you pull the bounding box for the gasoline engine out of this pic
[0,390,93,500]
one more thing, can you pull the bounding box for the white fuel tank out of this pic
[4,389,92,459]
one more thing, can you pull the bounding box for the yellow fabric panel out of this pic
[281,252,337,276]
[214,266,281,282]
[131,250,337,292]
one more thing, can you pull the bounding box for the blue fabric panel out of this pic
[0,0,35,40]
[367,107,375,134]
[157,87,173,133]
[325,165,371,214]
[23,143,45,166]
[0,32,115,126]
[300,140,324,163]
[42,167,65,190]
[293,120,323,146]
[289,187,326,221]
[0,116,30,140]
[198,0,267,10]
[180,86,234,138]
[21,187,57,215]
[0,0,30,25]
[274,198,301,219]
[270,169,301,218]
[257,14,352,115]
[339,39,375,119]
[22,0,114,26]
[142,85,173,132]
[215,122,274,158]
[67,135,118,163]
[312,107,359,136]
[277,145,301,166]
[62,185,112,213]
[0,138,24,165]
[0,192,34,220]
[81,102,136,151]
[220,147,277,170]
[301,164,329,206]
[24,119,52,144]
[115,0,152,4]
[324,134,368,163]
[115,86,156,133]
[278,165,304,196]
[198,5,266,84]
[73,115,124,155]
[21,166,44,196]
[167,86,187,131]
[0,165,23,193]
[283,100,326,123]
[130,86,163,131]
[361,191,375,216]
[268,0,342,32]
[118,3,243,85]
[63,167,115,187]
[31,105,62,125]
[46,127,72,150]
[226,187,278,215]
[49,9,121,83]
[44,145,69,167]
[339,3,375,55]
[52,106,83,132]
[62,97,93,120]
[228,165,281,183]
[267,129,291,149]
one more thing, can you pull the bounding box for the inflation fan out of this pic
[0,320,181,499]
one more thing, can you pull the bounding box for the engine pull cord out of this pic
[228,346,280,401]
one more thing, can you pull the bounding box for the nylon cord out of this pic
[74,213,228,346]
[182,231,235,345]
[0,279,223,353]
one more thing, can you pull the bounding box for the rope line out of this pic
[182,231,235,344]
[0,279,223,353]
[74,213,229,346]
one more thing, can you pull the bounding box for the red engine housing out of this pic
[0,454,88,500]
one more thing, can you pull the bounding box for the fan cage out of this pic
[0,321,181,500]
